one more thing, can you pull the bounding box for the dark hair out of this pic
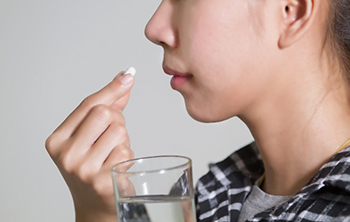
[330,0,350,82]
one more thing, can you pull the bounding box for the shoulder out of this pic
[271,186,350,221]
[264,146,350,221]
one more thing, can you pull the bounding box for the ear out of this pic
[278,0,318,49]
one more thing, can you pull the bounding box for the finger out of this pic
[108,150,136,198]
[55,72,135,139]
[109,90,131,112]
[183,199,195,222]
[92,170,116,199]
[70,105,125,154]
[103,144,134,171]
[95,169,136,200]
[86,122,129,165]
[115,173,137,198]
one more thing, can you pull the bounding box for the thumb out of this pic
[110,90,132,113]
[110,67,136,112]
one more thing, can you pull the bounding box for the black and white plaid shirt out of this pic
[195,142,350,222]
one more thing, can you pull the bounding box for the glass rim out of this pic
[111,155,192,175]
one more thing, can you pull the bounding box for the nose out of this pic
[144,1,177,48]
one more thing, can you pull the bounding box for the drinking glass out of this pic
[111,155,197,222]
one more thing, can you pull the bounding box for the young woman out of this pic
[46,0,350,221]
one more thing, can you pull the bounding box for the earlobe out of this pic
[278,0,315,49]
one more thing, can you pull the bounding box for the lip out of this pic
[163,66,192,77]
[163,66,193,89]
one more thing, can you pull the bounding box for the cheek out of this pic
[179,7,270,121]
[183,1,260,82]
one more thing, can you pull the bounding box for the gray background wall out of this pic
[0,0,253,221]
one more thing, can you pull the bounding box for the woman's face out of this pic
[145,0,282,122]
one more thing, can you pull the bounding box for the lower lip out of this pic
[170,75,192,89]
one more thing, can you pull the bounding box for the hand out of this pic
[45,71,135,222]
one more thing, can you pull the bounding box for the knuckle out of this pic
[127,149,135,160]
[58,150,76,173]
[92,105,112,122]
[45,134,56,153]
[80,96,96,110]
[111,125,127,139]
[114,112,126,125]
[119,147,134,161]
[75,163,93,183]
[45,133,64,159]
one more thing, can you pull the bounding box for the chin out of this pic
[185,102,233,123]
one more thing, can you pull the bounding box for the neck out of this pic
[240,59,350,196]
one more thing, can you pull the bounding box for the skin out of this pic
[46,0,350,221]
[46,72,135,222]
[145,0,350,195]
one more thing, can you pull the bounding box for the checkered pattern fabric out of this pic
[195,142,350,222]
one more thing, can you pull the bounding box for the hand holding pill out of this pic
[46,67,136,222]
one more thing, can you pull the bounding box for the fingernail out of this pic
[120,74,134,86]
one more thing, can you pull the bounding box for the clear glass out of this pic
[111,155,197,222]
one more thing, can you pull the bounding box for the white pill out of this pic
[124,67,136,76]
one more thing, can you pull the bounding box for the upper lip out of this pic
[163,66,192,77]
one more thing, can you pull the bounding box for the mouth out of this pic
[163,66,193,89]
